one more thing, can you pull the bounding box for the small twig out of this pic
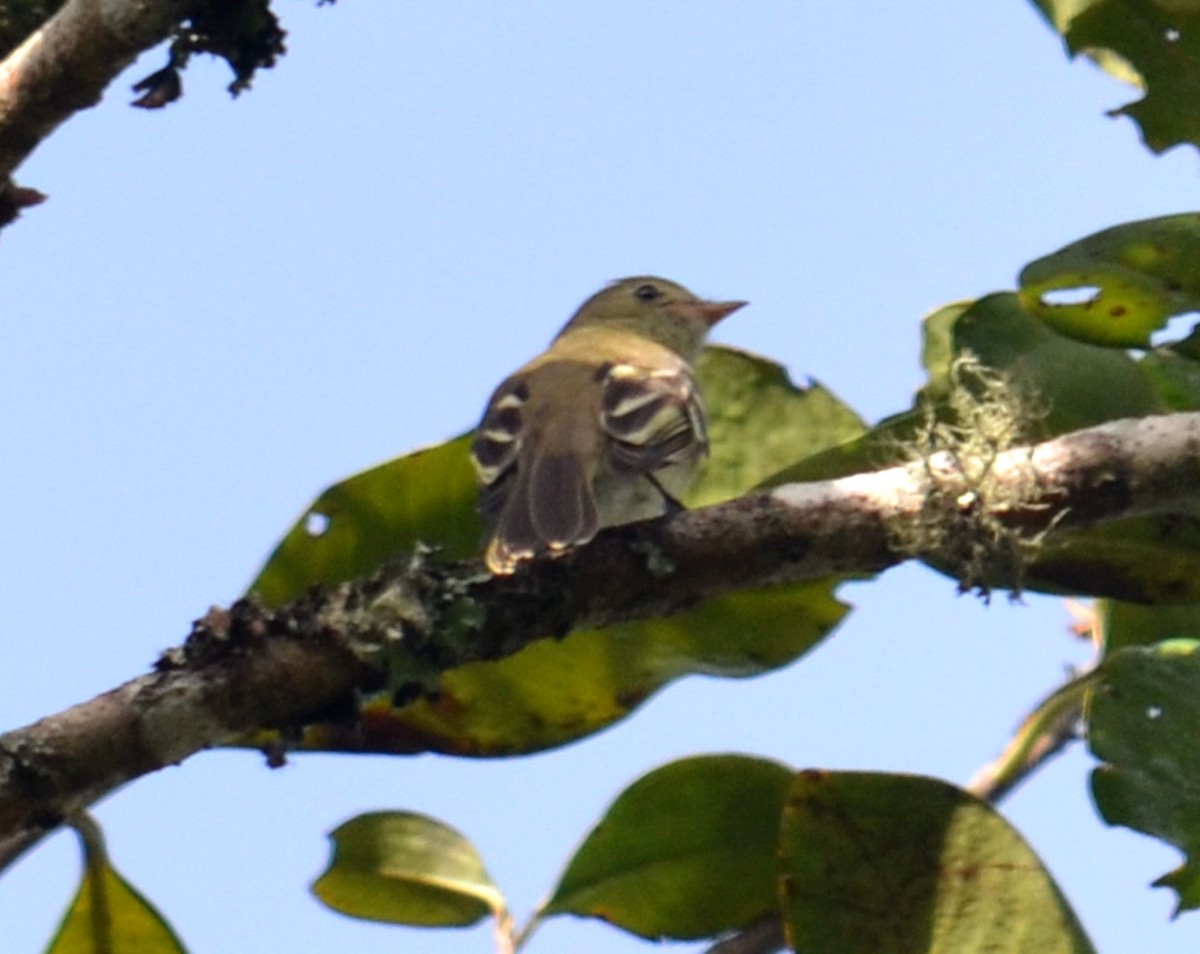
[510,911,542,952]
[968,599,1103,805]
[494,906,516,954]
[69,812,111,944]
[966,668,1097,805]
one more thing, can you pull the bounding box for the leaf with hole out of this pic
[1032,2,1200,153]
[1089,639,1200,911]
[1019,214,1200,348]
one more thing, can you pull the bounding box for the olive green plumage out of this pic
[472,277,746,573]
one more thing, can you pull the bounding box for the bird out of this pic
[471,276,746,574]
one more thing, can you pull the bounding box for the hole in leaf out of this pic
[1149,311,1200,348]
[1165,28,1181,43]
[1146,704,1163,720]
[305,511,331,537]
[1039,285,1101,307]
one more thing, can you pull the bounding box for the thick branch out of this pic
[2,411,1198,855]
[0,0,195,220]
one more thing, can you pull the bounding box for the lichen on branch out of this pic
[894,354,1055,598]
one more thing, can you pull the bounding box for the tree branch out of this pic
[2,411,1198,863]
[0,0,196,224]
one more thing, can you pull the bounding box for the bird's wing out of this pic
[600,362,707,474]
[472,378,527,526]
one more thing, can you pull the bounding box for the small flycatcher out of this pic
[472,277,745,573]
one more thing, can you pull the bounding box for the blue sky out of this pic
[2,3,1197,952]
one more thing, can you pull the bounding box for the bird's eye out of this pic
[634,283,661,302]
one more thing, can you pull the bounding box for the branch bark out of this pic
[0,0,196,223]
[2,411,1199,863]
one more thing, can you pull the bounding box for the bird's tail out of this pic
[486,451,598,574]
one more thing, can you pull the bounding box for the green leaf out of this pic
[253,346,859,757]
[296,579,847,756]
[770,291,1164,494]
[249,434,482,608]
[1019,214,1200,347]
[920,300,973,401]
[768,293,1191,602]
[762,413,913,485]
[779,771,1096,954]
[951,294,1200,601]
[1089,639,1200,911]
[1032,2,1200,153]
[1035,515,1200,604]
[952,292,1163,434]
[689,346,866,505]
[1098,599,1200,654]
[1140,346,1200,407]
[311,812,504,927]
[47,828,186,954]
[542,754,792,940]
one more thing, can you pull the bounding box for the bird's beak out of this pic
[694,299,748,327]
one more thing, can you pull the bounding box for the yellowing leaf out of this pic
[312,812,504,927]
[297,580,847,756]
[47,827,186,954]
[1019,214,1200,348]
